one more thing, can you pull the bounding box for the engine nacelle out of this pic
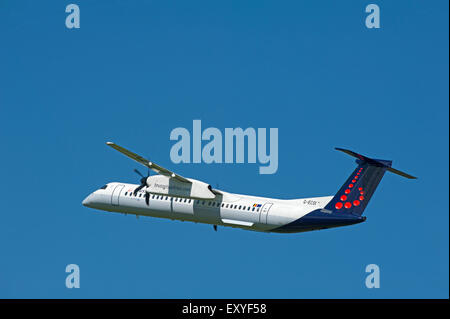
[144,175,216,199]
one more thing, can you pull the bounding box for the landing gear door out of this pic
[259,203,273,224]
[111,184,125,206]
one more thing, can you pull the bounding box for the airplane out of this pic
[82,142,416,233]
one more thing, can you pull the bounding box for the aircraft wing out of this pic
[106,142,191,183]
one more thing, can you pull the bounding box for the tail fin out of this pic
[325,148,417,216]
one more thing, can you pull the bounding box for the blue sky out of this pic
[0,0,448,298]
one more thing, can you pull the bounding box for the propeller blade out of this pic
[133,184,145,195]
[145,193,150,205]
[134,169,145,178]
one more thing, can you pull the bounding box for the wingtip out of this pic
[106,141,114,145]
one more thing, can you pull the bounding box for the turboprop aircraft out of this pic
[82,142,416,233]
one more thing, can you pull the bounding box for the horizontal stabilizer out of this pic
[335,148,417,179]
[385,167,417,179]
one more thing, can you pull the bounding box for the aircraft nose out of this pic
[82,194,94,207]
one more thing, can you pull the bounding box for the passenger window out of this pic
[124,192,128,196]
[252,207,255,211]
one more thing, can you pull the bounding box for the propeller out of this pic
[133,169,150,205]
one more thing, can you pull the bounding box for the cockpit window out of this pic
[100,185,108,190]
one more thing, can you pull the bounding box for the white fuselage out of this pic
[82,182,333,233]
